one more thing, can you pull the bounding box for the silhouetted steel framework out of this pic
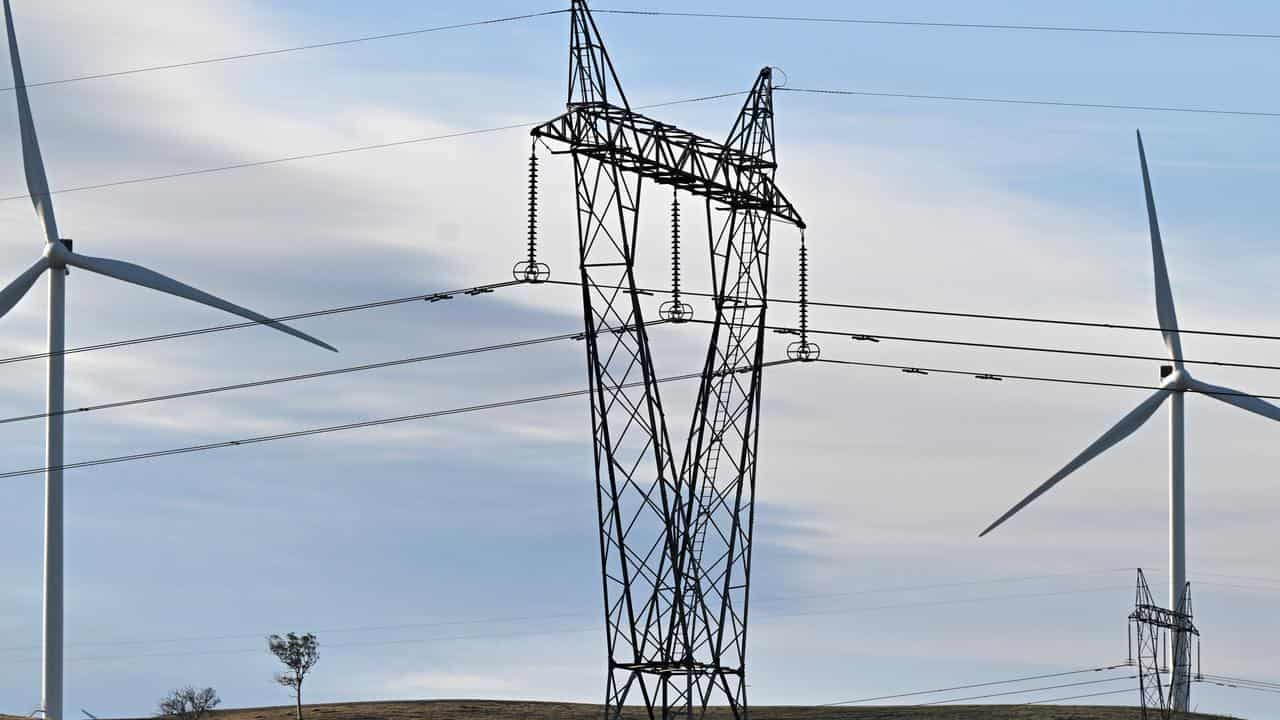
[1129,569,1200,719]
[530,2,804,717]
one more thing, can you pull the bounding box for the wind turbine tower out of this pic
[980,131,1280,713]
[0,3,335,718]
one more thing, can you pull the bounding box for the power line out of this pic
[4,347,1280,480]
[0,279,521,366]
[747,585,1129,625]
[1200,672,1280,690]
[542,278,1280,344]
[821,663,1130,706]
[0,568,1130,656]
[918,674,1137,705]
[0,10,570,93]
[778,86,1280,118]
[594,9,1280,40]
[755,567,1137,607]
[28,624,605,666]
[4,309,1280,445]
[7,275,1278,379]
[0,610,592,654]
[0,281,1274,468]
[1198,676,1280,691]
[94,312,1280,441]
[816,358,1280,401]
[1024,687,1135,705]
[0,324,624,426]
[1196,570,1280,585]
[14,7,1278,99]
[1108,567,1280,594]
[1197,580,1280,595]
[0,93,746,204]
[4,86,1278,205]
[0,125,537,201]
[711,319,1280,375]
[797,302,1280,343]
[1139,567,1280,586]
[0,362,792,480]
[0,584,1128,666]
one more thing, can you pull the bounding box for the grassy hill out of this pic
[6,699,1237,720]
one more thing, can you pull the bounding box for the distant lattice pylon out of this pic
[1129,568,1199,719]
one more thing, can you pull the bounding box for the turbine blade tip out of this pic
[299,333,338,353]
[288,332,337,354]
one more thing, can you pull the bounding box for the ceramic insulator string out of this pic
[798,231,810,343]
[670,192,682,304]
[527,148,540,265]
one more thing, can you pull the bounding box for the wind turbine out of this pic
[979,130,1280,712]
[0,3,336,719]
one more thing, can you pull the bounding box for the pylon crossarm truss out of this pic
[1131,602,1199,634]
[533,104,804,228]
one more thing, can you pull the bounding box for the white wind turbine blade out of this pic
[1137,130,1183,367]
[0,255,48,319]
[63,251,337,352]
[1186,377,1280,423]
[980,386,1172,537]
[3,0,58,244]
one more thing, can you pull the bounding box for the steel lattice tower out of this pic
[1129,569,1200,719]
[530,2,804,717]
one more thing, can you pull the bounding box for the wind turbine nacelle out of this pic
[41,238,72,274]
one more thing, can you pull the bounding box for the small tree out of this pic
[156,686,220,720]
[267,632,319,720]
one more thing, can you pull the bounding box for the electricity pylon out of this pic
[1129,569,1200,719]
[529,2,804,716]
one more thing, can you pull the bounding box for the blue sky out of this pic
[0,1,1278,718]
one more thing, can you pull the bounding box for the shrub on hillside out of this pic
[157,686,220,720]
